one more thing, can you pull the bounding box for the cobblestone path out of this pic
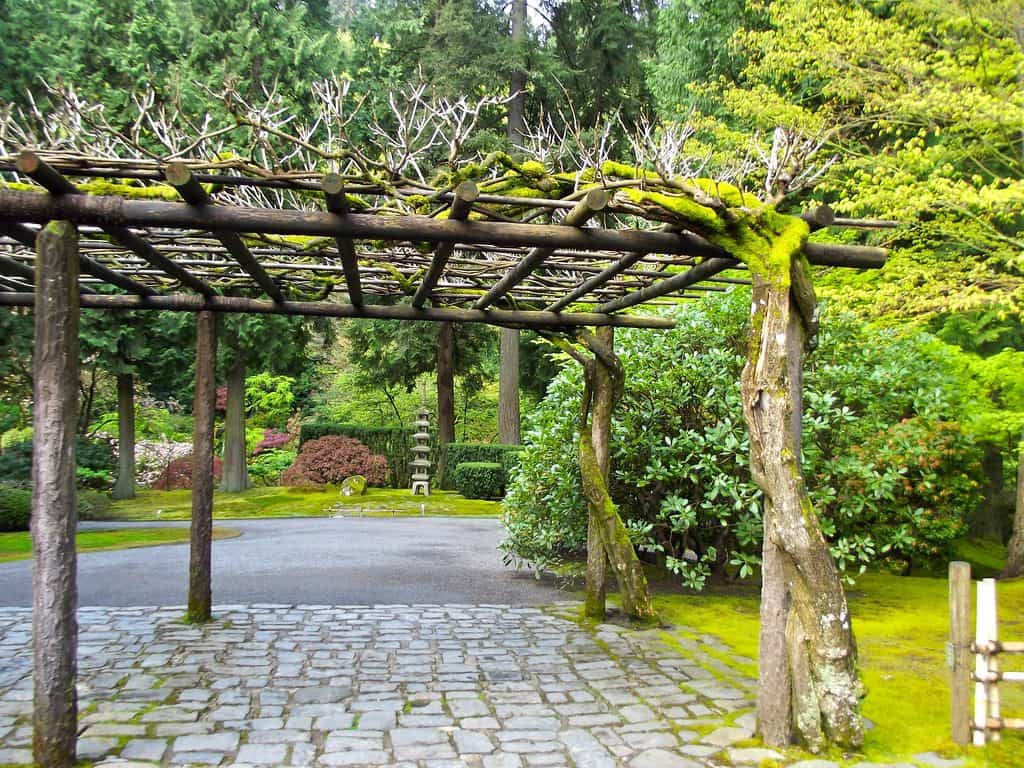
[0,604,940,768]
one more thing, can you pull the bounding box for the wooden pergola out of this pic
[1,148,886,766]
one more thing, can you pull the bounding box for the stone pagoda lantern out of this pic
[410,407,432,496]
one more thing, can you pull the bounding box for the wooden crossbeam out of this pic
[322,173,363,306]
[165,163,283,302]
[0,291,677,329]
[412,180,477,308]
[0,186,889,270]
[15,151,214,297]
[474,188,609,310]
[595,257,739,314]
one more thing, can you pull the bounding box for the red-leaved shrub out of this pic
[281,436,388,487]
[151,455,223,490]
[253,428,293,455]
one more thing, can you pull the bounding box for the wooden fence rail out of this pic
[950,562,1024,745]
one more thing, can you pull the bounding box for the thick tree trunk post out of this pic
[1001,430,1024,578]
[188,311,217,623]
[31,220,80,768]
[111,372,135,500]
[584,327,612,619]
[949,561,972,744]
[221,354,250,492]
[743,274,862,751]
[436,322,456,485]
[507,0,527,149]
[757,304,802,744]
[499,328,521,444]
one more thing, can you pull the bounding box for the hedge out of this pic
[441,443,522,490]
[0,438,115,488]
[0,484,31,531]
[451,462,504,500]
[299,423,434,488]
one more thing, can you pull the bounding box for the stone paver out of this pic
[0,603,918,767]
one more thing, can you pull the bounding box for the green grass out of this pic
[106,486,501,521]
[0,526,240,562]
[649,556,1024,767]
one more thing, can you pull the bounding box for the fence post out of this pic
[986,578,1001,743]
[950,561,971,745]
[974,579,989,745]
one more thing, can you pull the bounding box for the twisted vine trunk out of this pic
[189,311,217,623]
[743,275,862,751]
[577,330,655,622]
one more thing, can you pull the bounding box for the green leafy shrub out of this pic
[442,443,522,489]
[78,489,112,521]
[452,462,504,499]
[283,436,388,488]
[247,449,297,486]
[502,291,983,587]
[299,423,418,487]
[0,438,116,489]
[0,484,31,531]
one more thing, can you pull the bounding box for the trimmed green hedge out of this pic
[441,443,522,490]
[299,423,433,488]
[0,484,31,532]
[452,462,504,500]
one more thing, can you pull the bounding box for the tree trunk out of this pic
[221,354,250,492]
[499,328,521,444]
[111,372,135,500]
[31,220,79,768]
[508,0,527,149]
[189,310,217,623]
[436,321,455,485]
[743,276,862,751]
[584,327,612,619]
[974,444,1008,541]
[1000,430,1024,578]
[576,331,656,622]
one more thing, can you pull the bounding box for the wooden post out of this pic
[974,577,995,745]
[111,372,136,500]
[31,220,80,768]
[950,561,971,745]
[436,321,455,486]
[987,578,1001,742]
[499,328,521,444]
[188,310,217,623]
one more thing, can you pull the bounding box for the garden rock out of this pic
[340,475,367,496]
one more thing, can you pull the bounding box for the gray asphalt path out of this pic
[0,517,567,607]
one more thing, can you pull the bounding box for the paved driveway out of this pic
[0,517,564,607]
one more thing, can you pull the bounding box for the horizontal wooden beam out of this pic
[0,292,677,330]
[166,162,283,302]
[0,188,888,269]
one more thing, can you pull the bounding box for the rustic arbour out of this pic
[1,149,886,766]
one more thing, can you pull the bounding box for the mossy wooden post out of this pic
[949,561,972,744]
[584,327,612,619]
[743,263,862,751]
[576,331,656,622]
[111,372,135,500]
[31,220,80,768]
[189,310,217,623]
